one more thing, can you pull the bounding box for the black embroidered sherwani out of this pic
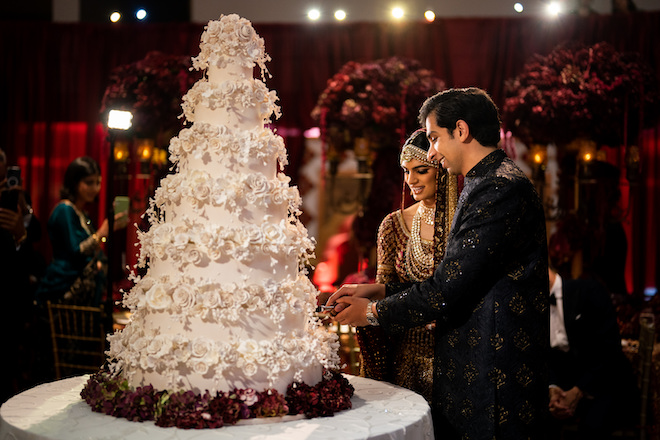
[377,149,549,440]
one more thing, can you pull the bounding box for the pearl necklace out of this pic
[407,203,435,274]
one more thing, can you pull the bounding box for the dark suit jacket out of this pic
[549,277,638,403]
[378,150,549,440]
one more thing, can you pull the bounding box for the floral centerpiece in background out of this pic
[311,57,445,259]
[100,51,201,137]
[502,42,659,147]
[312,56,445,155]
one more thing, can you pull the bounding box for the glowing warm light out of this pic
[137,139,154,161]
[424,10,436,22]
[534,153,543,164]
[110,11,121,22]
[334,9,346,21]
[114,141,130,162]
[308,8,321,20]
[583,153,593,162]
[107,110,133,130]
[514,3,524,13]
[547,2,561,16]
[136,9,147,20]
[392,7,404,19]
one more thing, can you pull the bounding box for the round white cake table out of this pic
[0,374,434,440]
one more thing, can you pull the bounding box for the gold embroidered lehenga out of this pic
[356,172,457,403]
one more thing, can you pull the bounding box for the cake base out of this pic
[1,375,433,440]
[80,369,353,428]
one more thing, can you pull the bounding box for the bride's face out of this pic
[401,158,437,203]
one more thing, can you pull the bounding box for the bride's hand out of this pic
[325,283,385,315]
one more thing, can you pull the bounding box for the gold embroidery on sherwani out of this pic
[518,400,535,425]
[514,328,531,351]
[463,362,479,385]
[490,333,504,351]
[509,293,526,315]
[460,398,475,419]
[488,367,507,389]
[516,364,533,387]
[467,328,481,347]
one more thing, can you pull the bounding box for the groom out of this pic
[327,87,549,439]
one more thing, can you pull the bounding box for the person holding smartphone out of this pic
[35,156,126,307]
[0,148,46,404]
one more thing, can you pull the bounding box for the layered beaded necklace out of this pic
[406,202,438,280]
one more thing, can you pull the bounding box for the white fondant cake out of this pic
[106,14,341,396]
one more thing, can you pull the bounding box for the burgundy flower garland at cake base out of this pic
[81,369,354,429]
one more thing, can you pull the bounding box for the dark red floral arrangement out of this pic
[81,369,354,429]
[311,56,445,152]
[502,42,659,147]
[100,51,201,137]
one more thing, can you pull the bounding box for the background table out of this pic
[1,374,433,440]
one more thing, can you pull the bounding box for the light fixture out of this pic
[546,1,561,16]
[514,3,524,13]
[424,10,436,22]
[110,11,121,22]
[108,110,133,130]
[391,7,404,19]
[136,9,147,20]
[308,8,321,20]
[334,10,346,21]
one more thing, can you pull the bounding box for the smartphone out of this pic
[0,188,19,211]
[113,195,129,214]
[6,166,21,188]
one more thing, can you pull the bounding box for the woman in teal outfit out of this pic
[35,157,125,306]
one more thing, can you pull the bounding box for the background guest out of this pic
[0,148,46,404]
[35,156,126,307]
[548,266,639,439]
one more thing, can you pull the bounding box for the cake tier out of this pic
[169,124,288,178]
[181,78,279,131]
[110,303,326,394]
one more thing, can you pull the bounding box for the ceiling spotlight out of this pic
[136,9,147,20]
[514,3,524,13]
[110,11,121,22]
[547,1,562,16]
[392,7,404,19]
[424,10,436,22]
[308,8,321,20]
[334,9,346,21]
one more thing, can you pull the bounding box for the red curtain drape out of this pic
[1,12,659,296]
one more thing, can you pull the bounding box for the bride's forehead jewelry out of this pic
[400,143,438,168]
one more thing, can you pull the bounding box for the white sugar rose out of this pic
[184,248,203,265]
[191,338,212,358]
[202,290,221,309]
[172,285,196,310]
[243,362,258,377]
[238,340,259,363]
[233,288,250,307]
[282,339,298,354]
[245,174,269,200]
[147,335,171,357]
[146,284,172,310]
[263,223,285,245]
[173,232,190,249]
[236,23,254,42]
[192,359,209,375]
[192,182,211,202]
[221,81,238,96]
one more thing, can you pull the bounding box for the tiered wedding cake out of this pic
[82,14,350,427]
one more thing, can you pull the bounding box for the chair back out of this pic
[638,314,656,440]
[47,301,107,379]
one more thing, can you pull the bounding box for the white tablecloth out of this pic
[0,374,433,440]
